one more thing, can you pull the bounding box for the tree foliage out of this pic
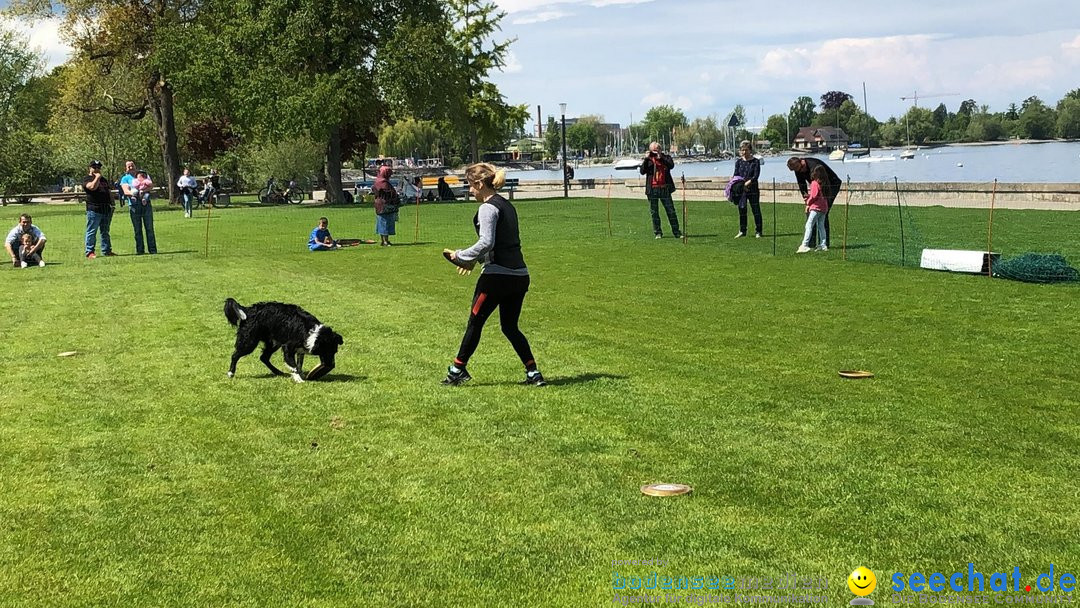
[819,91,853,111]
[1018,96,1056,139]
[567,115,602,155]
[789,96,815,132]
[1055,97,1080,139]
[639,105,687,146]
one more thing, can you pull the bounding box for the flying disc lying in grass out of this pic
[838,370,875,379]
[640,483,692,497]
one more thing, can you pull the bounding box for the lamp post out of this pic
[560,102,568,199]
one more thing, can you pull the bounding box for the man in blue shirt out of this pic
[120,159,157,254]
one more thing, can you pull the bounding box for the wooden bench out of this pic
[420,175,462,188]
[420,175,468,200]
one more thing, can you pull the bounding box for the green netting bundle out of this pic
[992,253,1080,284]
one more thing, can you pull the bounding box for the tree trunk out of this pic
[148,71,181,204]
[325,125,344,204]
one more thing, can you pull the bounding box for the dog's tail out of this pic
[223,298,248,327]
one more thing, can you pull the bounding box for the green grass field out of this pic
[2,198,1078,607]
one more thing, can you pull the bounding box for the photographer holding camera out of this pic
[639,141,681,239]
[82,160,117,259]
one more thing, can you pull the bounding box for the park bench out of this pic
[502,178,520,199]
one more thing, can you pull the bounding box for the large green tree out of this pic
[544,116,561,160]
[819,90,852,129]
[1056,90,1080,139]
[639,105,687,147]
[788,96,816,132]
[8,0,200,203]
[901,107,939,144]
[0,27,56,200]
[567,115,602,156]
[688,116,721,152]
[1018,96,1056,139]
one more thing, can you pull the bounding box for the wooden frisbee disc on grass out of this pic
[641,483,692,497]
[57,351,78,357]
[838,370,875,379]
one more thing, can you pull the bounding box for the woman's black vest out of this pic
[473,195,525,269]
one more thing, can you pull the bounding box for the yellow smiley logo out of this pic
[848,566,877,596]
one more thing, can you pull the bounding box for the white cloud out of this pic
[2,16,72,70]
[495,0,570,13]
[500,51,523,74]
[757,35,936,84]
[496,0,653,13]
[1063,34,1080,51]
[512,10,572,25]
[968,56,1056,91]
[639,91,712,113]
[589,0,655,6]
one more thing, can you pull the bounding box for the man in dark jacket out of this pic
[82,160,117,259]
[639,142,681,239]
[787,157,843,247]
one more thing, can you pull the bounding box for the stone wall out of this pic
[505,179,1080,210]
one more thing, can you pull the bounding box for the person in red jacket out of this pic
[639,142,681,239]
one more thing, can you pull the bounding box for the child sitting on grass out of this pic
[18,232,44,267]
[308,217,340,251]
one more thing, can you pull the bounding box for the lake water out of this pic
[507,140,1080,184]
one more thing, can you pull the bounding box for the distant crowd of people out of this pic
[638,139,842,253]
[7,150,846,270]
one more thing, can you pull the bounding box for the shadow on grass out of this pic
[317,373,367,383]
[108,250,199,257]
[683,234,719,239]
[383,241,434,247]
[547,372,628,386]
[463,372,628,388]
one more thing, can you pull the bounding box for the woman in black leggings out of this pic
[442,162,545,387]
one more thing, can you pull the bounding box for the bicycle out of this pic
[259,178,305,205]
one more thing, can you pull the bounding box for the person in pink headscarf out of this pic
[372,164,401,246]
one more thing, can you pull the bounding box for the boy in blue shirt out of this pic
[308,217,340,251]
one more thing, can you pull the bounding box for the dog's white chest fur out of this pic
[305,324,322,353]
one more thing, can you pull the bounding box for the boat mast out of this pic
[862,82,870,155]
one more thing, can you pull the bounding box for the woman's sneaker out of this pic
[522,370,547,386]
[441,366,472,386]
[796,245,812,254]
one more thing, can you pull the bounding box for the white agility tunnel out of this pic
[920,249,1000,274]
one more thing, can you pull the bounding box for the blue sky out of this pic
[6,0,1078,132]
[489,0,1080,131]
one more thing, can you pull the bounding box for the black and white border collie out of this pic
[224,298,344,382]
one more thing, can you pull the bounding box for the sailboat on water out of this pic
[899,113,917,159]
[843,83,895,163]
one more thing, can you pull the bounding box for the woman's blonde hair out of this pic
[465,162,506,190]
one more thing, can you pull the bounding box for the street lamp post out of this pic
[560,102,568,199]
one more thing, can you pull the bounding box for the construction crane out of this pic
[900,91,960,108]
